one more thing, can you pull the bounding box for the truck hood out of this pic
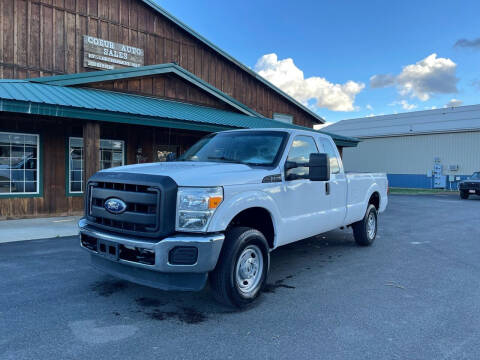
[102,161,276,186]
[461,179,480,184]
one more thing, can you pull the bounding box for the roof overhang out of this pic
[30,63,263,118]
[0,80,358,147]
[0,98,231,133]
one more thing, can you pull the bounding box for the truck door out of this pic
[318,138,348,228]
[277,135,331,245]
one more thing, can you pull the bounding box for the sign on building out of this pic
[83,35,144,70]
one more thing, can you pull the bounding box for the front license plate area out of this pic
[469,190,476,193]
[98,240,119,261]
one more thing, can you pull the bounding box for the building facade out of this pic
[0,0,357,218]
[325,105,480,189]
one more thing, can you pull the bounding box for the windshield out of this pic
[470,172,480,179]
[178,131,288,166]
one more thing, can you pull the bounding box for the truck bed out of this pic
[344,172,388,225]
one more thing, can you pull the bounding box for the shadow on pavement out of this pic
[87,228,357,323]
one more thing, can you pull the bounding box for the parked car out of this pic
[79,128,388,307]
[459,172,480,199]
[0,155,37,193]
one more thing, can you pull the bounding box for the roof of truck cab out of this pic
[220,127,344,138]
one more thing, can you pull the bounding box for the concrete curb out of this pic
[0,216,81,244]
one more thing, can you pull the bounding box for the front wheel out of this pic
[209,227,269,308]
[460,191,469,199]
[352,204,378,246]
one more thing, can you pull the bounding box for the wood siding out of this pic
[83,73,232,111]
[0,113,83,218]
[0,0,317,127]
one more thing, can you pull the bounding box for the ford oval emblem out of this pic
[104,198,127,214]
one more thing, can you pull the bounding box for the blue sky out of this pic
[158,0,480,124]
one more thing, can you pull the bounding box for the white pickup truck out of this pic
[79,128,388,307]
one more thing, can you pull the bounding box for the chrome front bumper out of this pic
[78,218,224,291]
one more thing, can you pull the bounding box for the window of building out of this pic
[285,135,318,180]
[318,138,340,174]
[273,113,293,124]
[0,132,40,195]
[68,137,125,194]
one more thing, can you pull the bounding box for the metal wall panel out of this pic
[342,131,480,176]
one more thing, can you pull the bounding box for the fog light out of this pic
[169,246,198,265]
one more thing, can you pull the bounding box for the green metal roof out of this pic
[0,80,358,147]
[122,1,326,124]
[30,63,263,118]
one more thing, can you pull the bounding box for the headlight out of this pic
[176,187,223,232]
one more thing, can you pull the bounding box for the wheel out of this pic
[209,227,269,308]
[352,204,378,246]
[460,191,469,199]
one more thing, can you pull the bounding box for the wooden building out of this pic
[0,0,357,218]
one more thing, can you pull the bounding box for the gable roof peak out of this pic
[140,0,324,124]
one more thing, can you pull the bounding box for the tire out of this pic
[460,191,469,199]
[352,204,378,246]
[209,227,270,308]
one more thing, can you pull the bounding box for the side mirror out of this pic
[166,152,177,162]
[309,153,330,181]
[284,160,298,170]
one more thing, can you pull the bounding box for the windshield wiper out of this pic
[241,161,268,166]
[207,156,243,163]
[207,157,268,166]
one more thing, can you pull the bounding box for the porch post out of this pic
[83,121,100,187]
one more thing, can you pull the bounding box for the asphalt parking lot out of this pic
[1,194,480,360]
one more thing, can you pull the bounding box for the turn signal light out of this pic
[208,196,222,209]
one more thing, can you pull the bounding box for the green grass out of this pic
[389,187,458,195]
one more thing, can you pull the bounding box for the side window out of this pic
[68,137,125,194]
[0,132,40,195]
[319,138,340,174]
[286,135,318,180]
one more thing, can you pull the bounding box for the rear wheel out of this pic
[460,191,469,199]
[209,227,269,308]
[352,204,378,246]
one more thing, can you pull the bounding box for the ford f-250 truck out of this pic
[459,172,480,199]
[79,128,388,307]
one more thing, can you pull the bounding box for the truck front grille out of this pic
[87,181,161,235]
[460,182,480,190]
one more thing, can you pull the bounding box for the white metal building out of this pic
[324,105,480,189]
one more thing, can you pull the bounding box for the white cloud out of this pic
[389,100,417,110]
[370,53,458,101]
[254,53,365,112]
[400,100,417,110]
[445,98,463,107]
[366,104,373,111]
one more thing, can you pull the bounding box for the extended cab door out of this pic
[276,135,332,245]
[317,137,348,228]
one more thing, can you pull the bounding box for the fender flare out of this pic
[207,190,282,247]
[364,182,381,210]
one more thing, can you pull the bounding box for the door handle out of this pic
[325,182,330,195]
